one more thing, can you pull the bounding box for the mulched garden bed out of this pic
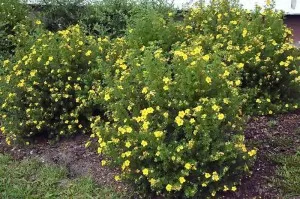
[1,109,300,199]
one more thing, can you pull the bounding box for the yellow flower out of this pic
[205,77,212,84]
[163,77,171,84]
[211,191,216,197]
[166,184,172,192]
[242,28,248,37]
[194,106,202,112]
[118,63,127,70]
[104,94,110,101]
[30,70,37,77]
[141,140,148,147]
[48,56,53,61]
[114,175,121,181]
[218,113,225,120]
[256,99,262,104]
[205,173,211,178]
[122,160,130,169]
[248,149,257,157]
[185,25,193,30]
[142,87,149,94]
[163,85,169,90]
[178,111,185,118]
[175,116,184,126]
[189,118,195,124]
[149,178,156,186]
[223,98,229,104]
[202,54,210,62]
[231,186,237,191]
[223,70,230,77]
[101,160,107,166]
[237,63,244,69]
[35,20,42,25]
[212,105,220,111]
[174,50,188,61]
[5,138,11,146]
[179,177,186,184]
[85,50,92,56]
[212,171,220,181]
[224,185,229,191]
[154,131,163,138]
[163,112,169,118]
[3,60,9,66]
[125,142,131,148]
[142,168,149,176]
[235,79,241,86]
[184,163,192,170]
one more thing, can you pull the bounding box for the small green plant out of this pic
[267,120,277,128]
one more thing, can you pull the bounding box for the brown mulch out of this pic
[0,109,300,199]
[223,109,300,199]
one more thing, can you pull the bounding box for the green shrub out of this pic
[88,37,255,198]
[0,0,30,61]
[82,0,135,38]
[183,0,300,115]
[82,0,175,38]
[125,8,183,51]
[0,24,110,142]
[39,0,88,31]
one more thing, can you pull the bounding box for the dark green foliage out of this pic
[0,0,30,61]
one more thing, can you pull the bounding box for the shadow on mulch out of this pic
[0,109,300,199]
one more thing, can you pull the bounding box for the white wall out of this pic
[26,0,300,14]
[172,0,300,14]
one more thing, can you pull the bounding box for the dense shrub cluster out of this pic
[0,0,300,198]
[0,24,111,141]
[182,1,300,115]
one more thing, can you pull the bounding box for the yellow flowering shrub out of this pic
[89,41,256,197]
[0,24,110,141]
[183,0,300,115]
[87,1,300,197]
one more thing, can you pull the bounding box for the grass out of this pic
[260,126,300,198]
[271,151,300,198]
[0,154,122,199]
